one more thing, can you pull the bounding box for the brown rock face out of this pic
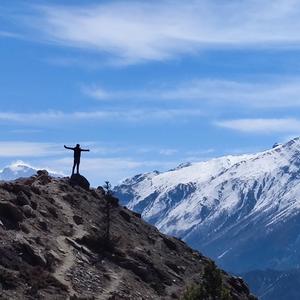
[0,173,257,300]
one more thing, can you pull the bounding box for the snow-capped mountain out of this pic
[114,137,300,273]
[0,161,62,181]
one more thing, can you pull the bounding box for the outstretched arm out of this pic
[64,145,74,150]
[81,148,90,152]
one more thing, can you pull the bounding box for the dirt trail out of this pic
[52,194,122,300]
[101,269,124,299]
[53,195,87,296]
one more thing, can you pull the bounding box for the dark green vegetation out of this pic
[183,262,257,300]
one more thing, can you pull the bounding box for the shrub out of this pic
[182,262,232,300]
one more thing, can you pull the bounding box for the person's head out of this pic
[76,144,80,148]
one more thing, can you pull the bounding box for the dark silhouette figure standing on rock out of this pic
[64,144,90,175]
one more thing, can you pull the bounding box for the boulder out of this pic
[22,205,36,218]
[73,215,84,225]
[17,241,47,267]
[0,202,24,229]
[36,170,51,185]
[70,174,90,190]
[16,191,30,206]
[30,200,38,210]
[20,223,30,234]
[96,186,105,195]
[38,218,48,231]
[46,206,58,218]
[37,170,49,176]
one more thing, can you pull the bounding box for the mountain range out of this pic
[114,137,300,299]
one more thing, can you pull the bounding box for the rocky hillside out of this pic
[114,137,300,273]
[0,171,255,299]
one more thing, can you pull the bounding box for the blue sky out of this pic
[1,0,300,185]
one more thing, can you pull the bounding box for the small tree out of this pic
[103,181,113,196]
[103,181,113,241]
[182,262,233,300]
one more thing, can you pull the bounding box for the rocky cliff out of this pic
[0,171,255,299]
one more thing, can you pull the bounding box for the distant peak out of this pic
[272,142,282,149]
[4,160,33,171]
[0,161,63,181]
[169,162,192,171]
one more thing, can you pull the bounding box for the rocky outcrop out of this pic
[70,174,90,190]
[0,172,256,299]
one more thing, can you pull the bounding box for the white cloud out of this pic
[186,149,215,156]
[0,30,20,38]
[161,79,300,107]
[83,78,300,108]
[10,129,42,134]
[18,0,300,64]
[159,149,178,156]
[81,84,150,101]
[0,109,204,124]
[81,85,111,100]
[0,142,63,157]
[0,111,65,122]
[215,118,300,133]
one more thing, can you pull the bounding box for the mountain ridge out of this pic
[114,137,300,273]
[0,171,256,299]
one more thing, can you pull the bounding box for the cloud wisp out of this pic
[215,118,300,134]
[0,109,204,124]
[0,30,21,39]
[0,142,63,157]
[15,0,300,64]
[83,78,300,108]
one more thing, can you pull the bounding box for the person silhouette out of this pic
[64,144,90,175]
